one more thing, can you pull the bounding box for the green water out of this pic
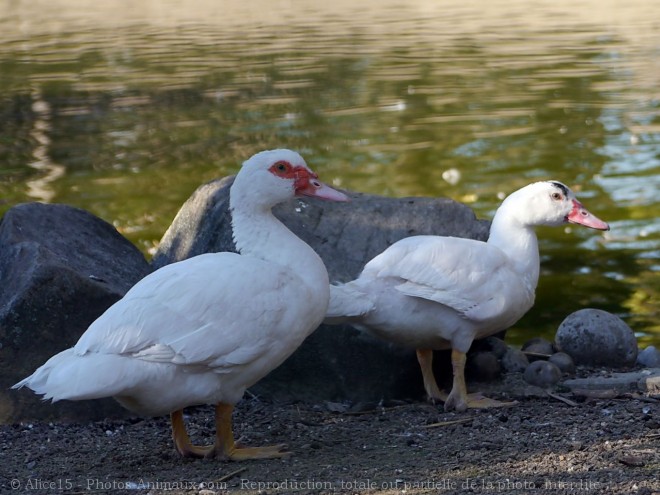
[0,0,658,346]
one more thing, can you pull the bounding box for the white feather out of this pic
[14,149,346,417]
[325,181,607,353]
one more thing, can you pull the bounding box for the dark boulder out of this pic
[153,176,491,403]
[1,203,151,423]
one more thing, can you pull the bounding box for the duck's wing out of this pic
[362,236,516,322]
[74,253,306,371]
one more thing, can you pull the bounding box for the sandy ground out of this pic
[2,374,659,495]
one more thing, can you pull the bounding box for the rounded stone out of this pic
[636,346,660,368]
[467,352,501,382]
[555,309,637,367]
[523,360,562,388]
[548,352,576,375]
[522,337,555,361]
[501,347,529,373]
[480,337,509,359]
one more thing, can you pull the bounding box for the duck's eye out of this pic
[275,162,288,173]
[551,192,563,201]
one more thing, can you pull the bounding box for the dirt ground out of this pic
[2,374,659,495]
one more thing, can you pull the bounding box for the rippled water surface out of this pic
[0,0,658,345]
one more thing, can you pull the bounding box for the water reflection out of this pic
[26,90,66,202]
[0,0,658,344]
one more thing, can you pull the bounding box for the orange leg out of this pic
[213,403,291,460]
[445,349,517,412]
[171,409,213,458]
[170,404,291,460]
[416,349,448,403]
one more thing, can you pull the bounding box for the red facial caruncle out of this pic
[268,160,349,202]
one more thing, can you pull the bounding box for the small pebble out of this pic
[522,337,555,361]
[468,352,501,381]
[523,360,562,388]
[501,347,529,373]
[549,352,576,375]
[324,401,349,413]
[569,441,584,451]
[348,401,379,413]
[618,455,645,467]
[481,337,509,359]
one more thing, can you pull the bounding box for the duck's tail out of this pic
[323,283,375,325]
[12,349,143,402]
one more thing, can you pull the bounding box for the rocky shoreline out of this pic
[2,379,658,495]
[1,178,658,494]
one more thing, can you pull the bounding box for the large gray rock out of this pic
[153,177,491,402]
[152,176,491,282]
[1,203,151,423]
[555,309,637,368]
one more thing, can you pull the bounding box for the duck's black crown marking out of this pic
[549,181,569,197]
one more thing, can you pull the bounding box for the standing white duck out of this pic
[326,181,609,412]
[14,149,348,460]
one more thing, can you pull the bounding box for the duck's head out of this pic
[501,181,610,231]
[231,149,349,209]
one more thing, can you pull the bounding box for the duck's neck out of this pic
[487,212,540,290]
[231,205,329,289]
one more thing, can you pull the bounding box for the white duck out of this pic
[326,181,609,412]
[14,149,348,460]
